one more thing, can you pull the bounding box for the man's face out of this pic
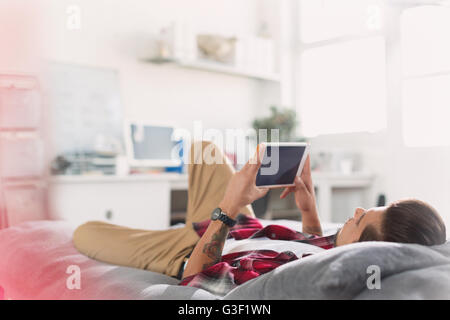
[335,206,387,246]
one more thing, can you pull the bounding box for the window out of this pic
[300,37,387,136]
[402,75,450,147]
[401,6,450,77]
[300,0,383,43]
[401,6,450,147]
[297,0,387,137]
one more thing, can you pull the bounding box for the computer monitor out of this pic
[125,121,182,168]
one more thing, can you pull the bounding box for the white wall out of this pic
[42,0,279,133]
[0,0,45,73]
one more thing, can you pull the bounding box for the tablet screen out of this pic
[255,145,307,187]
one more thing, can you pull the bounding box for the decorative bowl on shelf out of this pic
[196,34,237,64]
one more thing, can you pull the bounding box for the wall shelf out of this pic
[144,58,281,82]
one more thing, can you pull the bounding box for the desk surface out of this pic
[50,173,189,183]
[50,171,374,188]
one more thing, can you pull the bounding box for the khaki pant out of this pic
[73,141,255,278]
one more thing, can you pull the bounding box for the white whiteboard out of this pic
[45,62,124,156]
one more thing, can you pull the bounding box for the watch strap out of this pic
[217,211,237,227]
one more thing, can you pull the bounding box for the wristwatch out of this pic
[211,207,237,227]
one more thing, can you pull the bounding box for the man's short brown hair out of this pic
[358,199,447,246]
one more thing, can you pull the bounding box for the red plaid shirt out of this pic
[179,214,336,296]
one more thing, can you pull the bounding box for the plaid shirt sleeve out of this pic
[182,214,336,296]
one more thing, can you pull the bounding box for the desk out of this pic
[49,173,188,230]
[49,172,374,229]
[311,172,374,223]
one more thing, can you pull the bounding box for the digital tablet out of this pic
[255,142,310,188]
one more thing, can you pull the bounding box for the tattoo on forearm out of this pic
[202,224,228,267]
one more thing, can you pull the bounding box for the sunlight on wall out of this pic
[300,0,383,42]
[300,36,387,137]
[401,6,450,147]
[402,75,450,147]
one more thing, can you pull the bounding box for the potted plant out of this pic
[252,105,300,143]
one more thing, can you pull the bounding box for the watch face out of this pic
[211,208,221,220]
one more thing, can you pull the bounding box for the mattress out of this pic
[0,219,338,299]
[1,219,449,300]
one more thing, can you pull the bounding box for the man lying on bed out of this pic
[73,141,447,296]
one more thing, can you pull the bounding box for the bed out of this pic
[1,219,449,300]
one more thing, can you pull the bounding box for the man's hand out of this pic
[279,155,322,235]
[219,145,269,219]
[280,155,316,213]
[183,145,268,279]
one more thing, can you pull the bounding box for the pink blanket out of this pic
[0,220,179,299]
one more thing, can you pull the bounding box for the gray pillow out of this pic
[223,241,450,300]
